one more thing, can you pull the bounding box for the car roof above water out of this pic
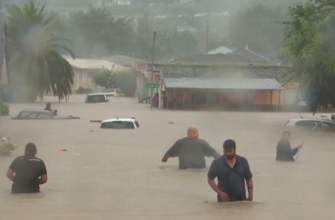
[20,108,52,114]
[87,93,106,96]
[289,118,334,123]
[102,118,136,123]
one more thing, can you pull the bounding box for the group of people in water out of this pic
[6,125,302,202]
[162,127,303,202]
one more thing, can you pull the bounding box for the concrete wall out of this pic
[71,68,101,92]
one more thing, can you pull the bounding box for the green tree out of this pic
[91,68,137,97]
[5,1,75,102]
[282,0,335,111]
[228,3,287,53]
[70,7,135,57]
[91,67,119,88]
[172,31,199,57]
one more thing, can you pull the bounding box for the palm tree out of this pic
[5,1,75,102]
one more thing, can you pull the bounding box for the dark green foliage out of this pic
[5,1,75,102]
[75,87,93,94]
[1,103,10,116]
[282,0,335,112]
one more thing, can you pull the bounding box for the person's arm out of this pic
[38,161,48,185]
[246,178,253,201]
[202,140,220,158]
[244,159,253,201]
[207,160,229,201]
[6,169,15,181]
[279,142,299,157]
[6,158,18,181]
[162,140,181,162]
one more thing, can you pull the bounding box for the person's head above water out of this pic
[187,126,198,138]
[282,131,291,141]
[25,143,37,157]
[223,139,236,160]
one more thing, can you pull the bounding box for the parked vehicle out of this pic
[12,108,80,120]
[98,117,140,129]
[85,93,109,103]
[14,109,54,119]
[285,118,335,128]
[102,88,125,97]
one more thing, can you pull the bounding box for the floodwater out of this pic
[0,95,334,220]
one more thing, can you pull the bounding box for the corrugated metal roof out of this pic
[147,64,290,83]
[164,78,282,90]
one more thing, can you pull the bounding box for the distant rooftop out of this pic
[63,56,129,71]
[147,63,291,83]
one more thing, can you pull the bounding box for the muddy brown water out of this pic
[0,95,334,220]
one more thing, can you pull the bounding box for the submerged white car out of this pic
[285,118,335,128]
[92,117,140,129]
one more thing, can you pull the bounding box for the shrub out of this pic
[1,103,9,115]
[75,87,93,94]
[0,137,16,156]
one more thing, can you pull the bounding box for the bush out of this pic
[75,87,93,94]
[1,103,9,115]
[0,137,16,156]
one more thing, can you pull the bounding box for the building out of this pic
[64,57,129,92]
[141,63,299,110]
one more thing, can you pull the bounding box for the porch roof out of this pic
[164,78,282,90]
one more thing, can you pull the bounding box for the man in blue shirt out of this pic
[276,131,303,161]
[162,126,220,169]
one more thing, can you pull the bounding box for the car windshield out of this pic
[87,95,106,103]
[101,121,135,129]
[19,112,39,119]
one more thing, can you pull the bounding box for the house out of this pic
[141,63,299,110]
[206,45,274,63]
[64,57,129,92]
[111,0,132,5]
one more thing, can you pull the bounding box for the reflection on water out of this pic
[0,96,334,220]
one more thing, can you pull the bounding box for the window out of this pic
[37,113,52,119]
[100,121,135,129]
[19,112,38,119]
[295,120,317,127]
[87,95,106,103]
[319,122,335,128]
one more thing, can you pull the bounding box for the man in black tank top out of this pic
[6,143,48,193]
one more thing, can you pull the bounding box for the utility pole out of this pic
[150,31,157,110]
[0,0,4,120]
[206,19,209,54]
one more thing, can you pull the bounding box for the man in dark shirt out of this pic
[162,126,220,169]
[276,131,303,161]
[207,139,253,202]
[44,103,52,112]
[6,143,48,194]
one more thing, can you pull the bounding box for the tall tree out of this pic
[228,3,287,53]
[70,7,135,57]
[5,1,75,102]
[282,0,335,111]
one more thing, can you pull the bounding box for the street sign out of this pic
[145,83,159,88]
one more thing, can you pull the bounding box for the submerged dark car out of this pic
[14,109,54,119]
